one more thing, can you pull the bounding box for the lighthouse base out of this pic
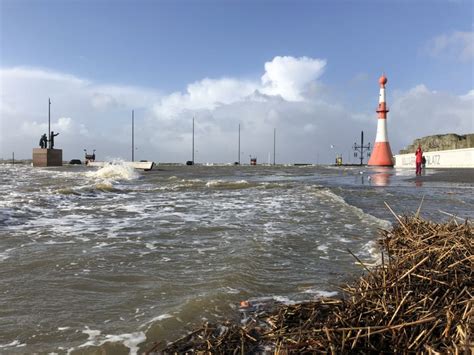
[368,142,394,167]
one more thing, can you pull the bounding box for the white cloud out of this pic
[91,93,118,110]
[390,85,474,150]
[153,78,257,119]
[424,31,474,62]
[1,59,472,164]
[0,67,162,160]
[152,56,327,120]
[261,56,327,101]
[1,66,87,85]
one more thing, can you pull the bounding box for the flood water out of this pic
[0,163,472,353]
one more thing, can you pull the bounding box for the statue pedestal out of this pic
[32,148,63,167]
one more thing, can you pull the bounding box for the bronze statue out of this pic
[39,133,47,149]
[50,131,59,149]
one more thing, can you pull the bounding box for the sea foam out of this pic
[85,162,138,181]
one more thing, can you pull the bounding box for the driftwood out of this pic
[148,213,473,354]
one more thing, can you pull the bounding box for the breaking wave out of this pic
[85,162,139,181]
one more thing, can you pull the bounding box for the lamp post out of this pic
[238,124,240,165]
[48,98,51,149]
[131,110,134,162]
[353,131,371,165]
[273,128,276,165]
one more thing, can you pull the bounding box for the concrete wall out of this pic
[32,148,63,167]
[394,148,474,168]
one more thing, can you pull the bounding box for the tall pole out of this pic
[192,117,195,164]
[273,128,276,165]
[238,124,240,164]
[48,98,51,149]
[132,110,135,162]
[353,130,371,166]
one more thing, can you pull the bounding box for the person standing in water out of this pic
[415,145,423,176]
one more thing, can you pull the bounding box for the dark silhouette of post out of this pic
[273,128,276,165]
[48,98,51,148]
[192,117,195,164]
[353,131,371,165]
[238,124,240,165]
[132,110,134,162]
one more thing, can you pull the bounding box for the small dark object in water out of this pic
[234,162,240,165]
[186,160,194,166]
[69,159,82,165]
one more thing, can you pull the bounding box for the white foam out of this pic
[317,244,328,252]
[318,188,391,230]
[302,289,338,298]
[205,179,249,188]
[0,248,15,261]
[76,326,145,355]
[224,286,240,294]
[102,332,146,355]
[140,313,174,332]
[145,313,173,324]
[0,340,24,349]
[85,162,138,181]
[145,243,156,250]
[93,242,113,249]
[272,296,297,305]
[197,246,217,254]
[358,240,382,262]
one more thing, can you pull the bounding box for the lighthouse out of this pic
[368,74,394,167]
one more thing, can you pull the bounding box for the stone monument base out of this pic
[33,148,63,167]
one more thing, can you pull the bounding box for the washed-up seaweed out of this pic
[147,212,473,354]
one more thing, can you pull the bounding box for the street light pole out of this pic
[238,123,241,165]
[353,131,371,165]
[132,110,134,162]
[273,128,276,165]
[48,98,51,149]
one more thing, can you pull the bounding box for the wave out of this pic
[85,162,139,181]
[164,178,253,191]
[312,187,391,230]
[56,182,119,195]
[205,179,250,189]
[68,326,146,355]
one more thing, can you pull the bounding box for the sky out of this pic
[1,0,473,164]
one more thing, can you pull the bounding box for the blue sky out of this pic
[1,0,473,163]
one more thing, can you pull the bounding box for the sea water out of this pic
[0,164,472,353]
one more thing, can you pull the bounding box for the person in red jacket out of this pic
[415,145,423,176]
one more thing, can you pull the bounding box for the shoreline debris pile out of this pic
[148,216,472,354]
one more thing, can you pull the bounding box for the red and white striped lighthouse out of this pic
[368,74,394,167]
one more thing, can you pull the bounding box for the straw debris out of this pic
[148,216,473,354]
